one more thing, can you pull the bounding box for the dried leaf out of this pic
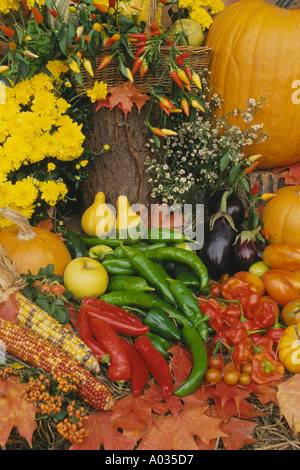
[277,375,300,435]
[0,376,39,447]
[221,416,257,450]
[95,82,149,118]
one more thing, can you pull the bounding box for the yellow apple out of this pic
[63,257,109,301]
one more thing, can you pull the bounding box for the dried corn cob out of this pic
[15,292,100,374]
[0,317,114,411]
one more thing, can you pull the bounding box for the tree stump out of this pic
[81,104,152,210]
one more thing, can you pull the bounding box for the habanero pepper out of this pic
[232,337,253,371]
[80,304,150,337]
[77,309,110,364]
[121,339,149,397]
[265,316,285,344]
[251,296,279,329]
[173,324,208,397]
[251,334,278,360]
[81,296,144,327]
[198,298,227,332]
[223,321,248,345]
[224,303,242,326]
[251,351,285,385]
[134,335,173,398]
[221,277,261,317]
[89,318,131,383]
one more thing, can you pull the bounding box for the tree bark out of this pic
[81,103,153,210]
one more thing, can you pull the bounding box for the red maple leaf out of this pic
[0,376,39,447]
[221,416,257,450]
[95,82,150,118]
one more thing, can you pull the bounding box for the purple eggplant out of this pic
[233,228,261,270]
[208,190,245,228]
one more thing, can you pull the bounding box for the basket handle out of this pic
[146,0,157,32]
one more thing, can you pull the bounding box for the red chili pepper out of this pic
[77,309,110,364]
[84,35,91,42]
[159,101,170,116]
[251,351,285,384]
[134,336,173,398]
[166,40,174,45]
[50,8,58,17]
[198,298,227,332]
[31,6,43,23]
[133,40,147,48]
[251,296,279,329]
[170,70,184,89]
[97,55,112,70]
[175,56,184,66]
[224,303,242,326]
[140,60,148,77]
[181,98,189,117]
[80,304,150,336]
[251,182,259,195]
[153,127,167,137]
[0,26,15,38]
[134,46,145,58]
[232,337,253,371]
[132,57,144,75]
[90,318,131,383]
[181,52,190,59]
[150,29,161,36]
[109,0,116,7]
[122,339,149,397]
[81,297,144,327]
[184,66,192,81]
[129,33,148,40]
[251,335,278,360]
[245,161,260,174]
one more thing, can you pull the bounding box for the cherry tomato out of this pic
[223,369,239,385]
[241,362,253,375]
[239,372,251,386]
[51,284,66,295]
[281,299,300,326]
[205,368,222,384]
[207,354,223,370]
[262,271,298,307]
[233,271,265,297]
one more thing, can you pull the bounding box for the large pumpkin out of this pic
[0,207,72,276]
[205,0,300,169]
[262,185,300,244]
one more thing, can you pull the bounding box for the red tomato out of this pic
[262,271,298,307]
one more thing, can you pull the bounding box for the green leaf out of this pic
[220,150,230,172]
[53,307,70,324]
[35,298,51,311]
[229,163,241,183]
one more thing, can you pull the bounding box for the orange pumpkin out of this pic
[0,207,71,276]
[205,0,300,169]
[262,185,300,244]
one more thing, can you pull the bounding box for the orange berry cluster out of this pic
[22,372,90,445]
[56,402,89,444]
[0,366,19,380]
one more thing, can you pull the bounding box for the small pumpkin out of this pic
[81,192,115,238]
[278,322,300,374]
[262,185,300,244]
[0,207,72,276]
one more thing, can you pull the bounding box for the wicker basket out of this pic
[74,0,212,94]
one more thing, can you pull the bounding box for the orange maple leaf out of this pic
[96,82,150,118]
[221,416,257,450]
[277,374,300,435]
[0,376,39,447]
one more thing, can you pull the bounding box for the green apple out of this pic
[63,257,109,301]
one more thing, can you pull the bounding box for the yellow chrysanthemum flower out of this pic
[39,180,68,206]
[87,81,108,103]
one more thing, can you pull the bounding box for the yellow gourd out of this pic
[115,195,146,243]
[81,192,115,238]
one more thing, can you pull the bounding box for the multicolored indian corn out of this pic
[15,292,100,374]
[0,317,114,411]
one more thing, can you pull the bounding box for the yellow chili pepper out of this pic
[260,193,278,201]
[23,35,32,41]
[24,50,39,58]
[248,154,262,162]
[69,60,81,74]
[191,99,205,112]
[177,69,190,87]
[0,65,9,74]
[125,67,133,82]
[93,22,102,32]
[83,59,94,77]
[192,73,202,90]
[161,128,178,136]
[68,6,76,13]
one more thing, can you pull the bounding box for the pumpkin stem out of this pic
[0,207,37,241]
[273,0,296,8]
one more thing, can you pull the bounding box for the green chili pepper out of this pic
[80,236,124,248]
[173,264,200,289]
[100,290,192,327]
[146,228,196,244]
[168,279,208,341]
[88,245,114,260]
[173,325,207,397]
[108,275,155,293]
[142,308,181,341]
[123,246,176,305]
[152,262,169,280]
[101,258,136,275]
[146,332,172,359]
[64,232,87,258]
[148,246,209,292]
[113,242,167,259]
